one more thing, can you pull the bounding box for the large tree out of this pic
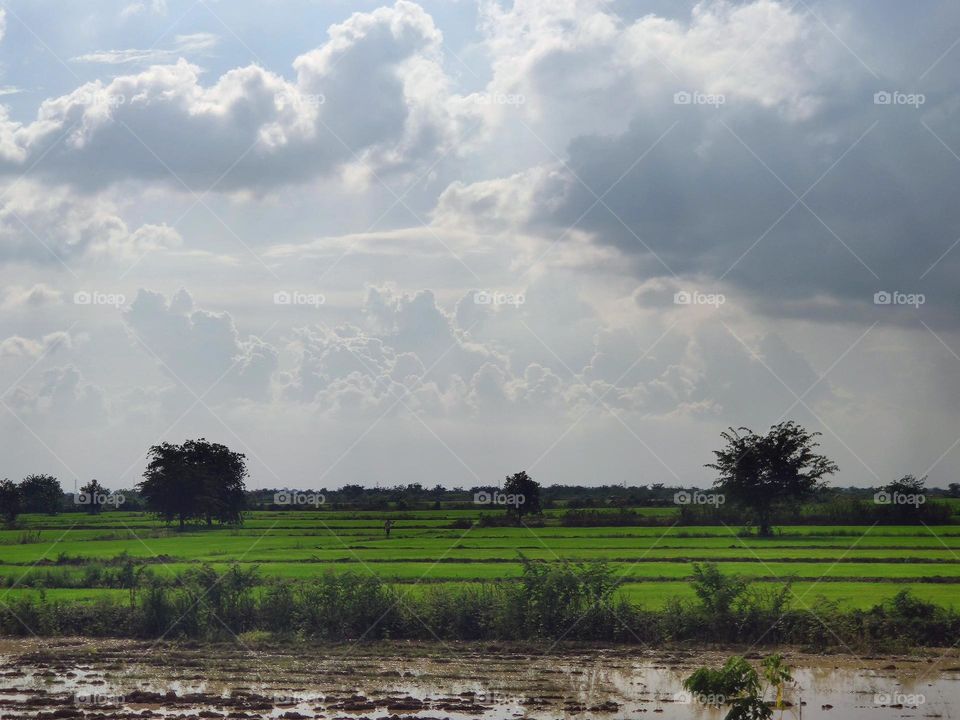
[707,422,838,536]
[20,474,63,515]
[79,479,108,514]
[139,439,247,528]
[503,470,542,520]
[0,479,22,524]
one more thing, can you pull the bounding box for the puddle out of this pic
[0,639,956,719]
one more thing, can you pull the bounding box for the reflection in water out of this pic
[0,639,956,720]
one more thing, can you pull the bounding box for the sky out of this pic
[0,0,958,492]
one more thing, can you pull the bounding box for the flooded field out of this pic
[0,639,956,719]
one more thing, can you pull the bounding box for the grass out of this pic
[2,510,959,612]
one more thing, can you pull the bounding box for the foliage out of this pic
[79,479,108,514]
[19,475,62,514]
[139,439,247,528]
[503,470,542,519]
[0,479,22,523]
[708,422,838,535]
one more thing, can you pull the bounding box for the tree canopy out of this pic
[707,421,838,536]
[19,474,62,515]
[0,479,21,523]
[139,439,247,528]
[503,470,542,519]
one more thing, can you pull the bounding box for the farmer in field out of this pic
[384,518,392,537]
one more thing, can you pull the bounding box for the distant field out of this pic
[0,510,958,611]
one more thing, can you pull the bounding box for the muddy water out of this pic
[0,639,957,719]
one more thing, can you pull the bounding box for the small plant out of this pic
[684,653,794,720]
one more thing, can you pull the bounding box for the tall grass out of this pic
[0,561,955,649]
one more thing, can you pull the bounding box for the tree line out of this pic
[0,439,247,526]
[0,424,957,532]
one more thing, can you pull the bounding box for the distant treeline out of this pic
[1,561,956,649]
[241,483,960,511]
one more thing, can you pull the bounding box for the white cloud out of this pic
[4,2,468,191]
[72,33,219,65]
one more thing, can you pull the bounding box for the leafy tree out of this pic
[707,422,838,536]
[19,474,63,514]
[79,479,107,514]
[880,474,927,520]
[883,473,926,496]
[186,439,247,525]
[0,479,22,523]
[503,471,542,519]
[140,443,192,527]
[690,562,748,619]
[139,439,247,528]
[948,482,960,498]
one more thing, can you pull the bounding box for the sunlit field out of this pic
[3,509,957,611]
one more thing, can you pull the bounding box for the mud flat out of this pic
[0,639,957,719]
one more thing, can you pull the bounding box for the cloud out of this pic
[120,0,168,20]
[0,181,182,264]
[2,2,467,191]
[0,331,72,359]
[1,283,63,310]
[123,288,278,401]
[72,33,219,65]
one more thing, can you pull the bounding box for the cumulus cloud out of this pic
[431,0,960,327]
[1,283,63,309]
[1,2,468,191]
[0,331,71,359]
[123,288,278,401]
[0,182,183,264]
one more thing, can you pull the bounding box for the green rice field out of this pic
[1,510,958,610]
